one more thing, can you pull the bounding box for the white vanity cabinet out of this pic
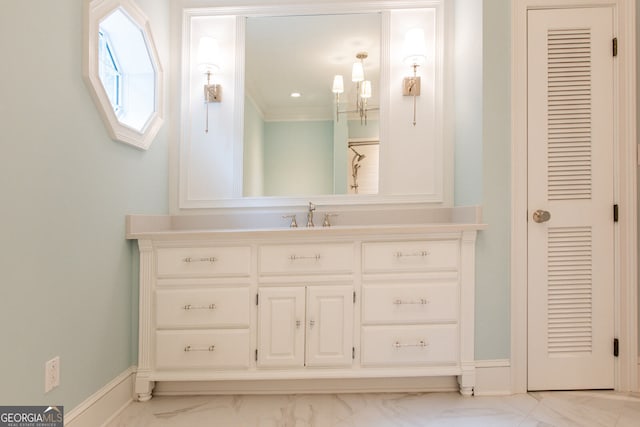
[129,216,482,400]
[361,241,461,367]
[257,285,354,368]
[134,243,254,401]
[257,243,355,369]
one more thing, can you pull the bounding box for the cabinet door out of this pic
[257,287,305,368]
[306,286,354,367]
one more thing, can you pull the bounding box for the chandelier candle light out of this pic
[332,51,375,125]
[197,36,222,133]
[402,28,427,126]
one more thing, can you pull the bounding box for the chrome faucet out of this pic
[306,202,316,227]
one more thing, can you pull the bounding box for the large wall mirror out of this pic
[84,0,164,150]
[243,13,381,197]
[178,1,448,209]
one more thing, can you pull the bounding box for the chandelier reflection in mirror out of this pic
[332,52,378,125]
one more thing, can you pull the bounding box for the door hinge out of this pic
[256,293,259,305]
[613,204,619,222]
[613,37,618,57]
[352,347,355,359]
[613,338,619,357]
[255,349,258,361]
[353,291,356,304]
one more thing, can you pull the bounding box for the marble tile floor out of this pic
[105,390,640,427]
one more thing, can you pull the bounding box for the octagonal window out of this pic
[84,0,163,150]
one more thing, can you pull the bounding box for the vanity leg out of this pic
[458,364,475,397]
[135,375,155,402]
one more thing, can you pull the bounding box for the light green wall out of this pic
[454,0,483,206]
[347,119,380,139]
[333,116,349,194]
[0,0,169,410]
[264,121,334,196]
[475,0,511,359]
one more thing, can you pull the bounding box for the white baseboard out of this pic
[154,376,460,396]
[474,359,512,396]
[65,366,135,427]
[152,361,513,397]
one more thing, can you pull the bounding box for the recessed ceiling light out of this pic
[290,92,301,98]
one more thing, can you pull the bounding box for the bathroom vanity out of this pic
[127,206,485,400]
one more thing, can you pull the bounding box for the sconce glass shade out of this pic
[360,80,372,99]
[403,28,427,66]
[332,75,344,94]
[351,61,364,82]
[197,36,220,72]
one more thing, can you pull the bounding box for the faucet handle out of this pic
[282,214,298,228]
[322,213,338,227]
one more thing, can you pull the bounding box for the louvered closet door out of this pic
[527,7,615,391]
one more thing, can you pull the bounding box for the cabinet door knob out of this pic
[309,319,315,328]
[296,320,301,328]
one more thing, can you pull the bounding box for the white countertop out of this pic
[126,206,487,240]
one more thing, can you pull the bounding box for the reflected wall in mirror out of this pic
[243,13,381,197]
[84,0,163,150]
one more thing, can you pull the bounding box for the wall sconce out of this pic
[402,28,427,126]
[332,52,376,125]
[197,36,221,133]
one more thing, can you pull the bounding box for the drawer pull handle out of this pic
[184,345,216,352]
[395,250,430,259]
[296,320,301,328]
[183,257,217,263]
[183,304,216,311]
[289,254,321,262]
[393,340,428,349]
[393,298,429,306]
[309,319,315,328]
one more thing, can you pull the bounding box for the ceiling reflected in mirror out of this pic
[245,13,381,122]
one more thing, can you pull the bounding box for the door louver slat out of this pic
[547,28,592,201]
[547,227,593,354]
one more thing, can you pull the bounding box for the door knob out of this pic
[532,209,551,223]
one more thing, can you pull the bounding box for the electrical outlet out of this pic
[45,356,60,393]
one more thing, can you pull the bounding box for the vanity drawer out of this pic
[155,330,251,369]
[156,288,251,329]
[361,324,458,366]
[156,246,251,278]
[362,282,459,324]
[362,240,459,273]
[259,243,354,275]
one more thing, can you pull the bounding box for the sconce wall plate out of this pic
[205,84,222,102]
[402,76,421,96]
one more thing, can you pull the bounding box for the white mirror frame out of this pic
[172,0,451,211]
[83,0,164,150]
